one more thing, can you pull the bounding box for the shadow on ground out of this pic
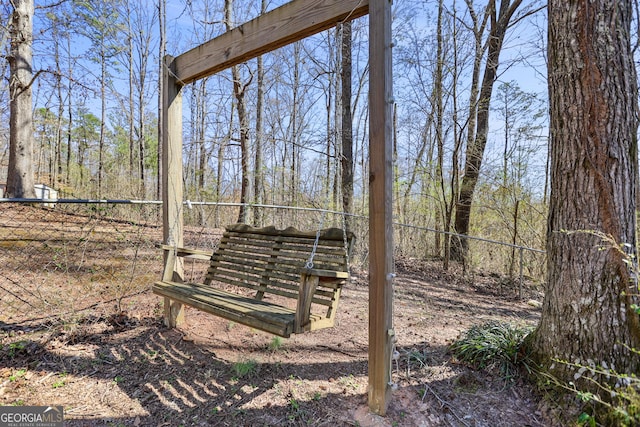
[1,318,376,426]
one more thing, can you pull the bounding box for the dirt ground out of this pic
[0,204,562,426]
[0,260,560,426]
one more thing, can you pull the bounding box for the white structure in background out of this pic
[34,184,58,208]
[0,183,58,208]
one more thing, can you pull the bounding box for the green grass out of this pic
[9,369,26,382]
[52,372,68,389]
[232,359,258,379]
[268,336,284,351]
[7,341,27,358]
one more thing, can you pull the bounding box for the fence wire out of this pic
[0,200,545,326]
[0,202,163,325]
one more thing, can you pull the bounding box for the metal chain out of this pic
[305,209,326,269]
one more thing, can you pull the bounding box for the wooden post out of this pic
[162,55,185,327]
[368,0,394,416]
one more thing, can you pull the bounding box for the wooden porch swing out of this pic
[153,223,355,337]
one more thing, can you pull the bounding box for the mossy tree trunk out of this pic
[529,0,640,391]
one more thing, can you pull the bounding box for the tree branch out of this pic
[11,69,45,99]
[35,0,68,10]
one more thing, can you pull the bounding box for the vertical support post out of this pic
[162,55,185,327]
[368,0,394,416]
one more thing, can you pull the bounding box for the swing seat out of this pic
[153,223,354,337]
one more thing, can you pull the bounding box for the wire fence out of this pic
[394,222,546,298]
[0,199,546,326]
[0,201,162,327]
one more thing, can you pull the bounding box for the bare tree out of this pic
[112,0,157,199]
[46,10,66,187]
[224,0,251,224]
[6,0,35,198]
[63,10,75,187]
[452,0,536,261]
[489,81,545,278]
[341,21,354,232]
[156,0,165,200]
[76,0,125,197]
[251,0,267,226]
[394,0,465,268]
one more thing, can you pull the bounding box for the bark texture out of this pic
[530,0,640,390]
[7,0,36,199]
[341,21,354,231]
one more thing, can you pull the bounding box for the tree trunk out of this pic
[51,14,63,187]
[98,55,107,198]
[341,21,353,231]
[434,0,445,264]
[253,53,264,225]
[133,1,154,199]
[195,81,207,193]
[324,40,333,204]
[138,71,146,198]
[65,31,73,187]
[232,70,250,224]
[291,42,301,214]
[157,0,166,200]
[225,0,250,224]
[7,0,36,199]
[529,0,640,392]
[452,0,523,261]
[126,2,135,180]
[252,0,267,226]
[441,0,462,270]
[215,111,230,228]
[451,0,490,255]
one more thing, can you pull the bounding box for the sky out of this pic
[20,0,552,198]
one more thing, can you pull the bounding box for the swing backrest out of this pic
[204,223,354,308]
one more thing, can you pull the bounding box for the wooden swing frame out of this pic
[160,0,394,415]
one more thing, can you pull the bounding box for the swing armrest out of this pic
[157,244,213,283]
[295,268,349,333]
[298,268,349,280]
[157,244,212,260]
[295,270,319,333]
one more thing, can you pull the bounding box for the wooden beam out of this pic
[368,0,394,416]
[162,55,185,327]
[173,0,369,84]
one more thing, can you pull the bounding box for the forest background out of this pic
[0,0,555,274]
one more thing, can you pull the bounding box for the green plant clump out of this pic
[232,359,258,379]
[268,336,284,351]
[450,321,534,380]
